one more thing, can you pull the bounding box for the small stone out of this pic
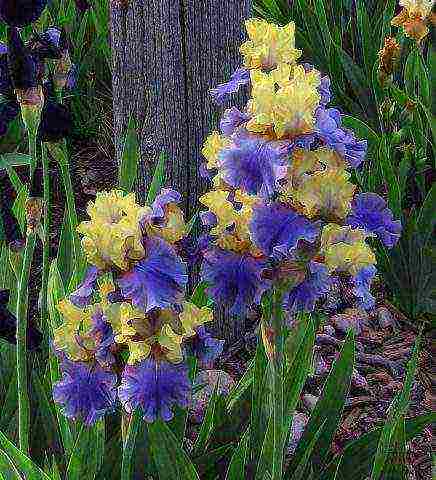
[287,413,308,454]
[302,394,318,412]
[376,306,396,329]
[331,308,369,335]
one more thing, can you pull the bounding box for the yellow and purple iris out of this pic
[200,16,401,318]
[77,191,149,270]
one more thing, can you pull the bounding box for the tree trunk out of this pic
[110,0,251,343]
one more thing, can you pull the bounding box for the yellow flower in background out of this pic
[240,18,302,69]
[202,132,232,170]
[179,301,213,338]
[391,0,434,42]
[294,167,356,219]
[247,65,321,139]
[77,191,149,270]
[321,224,376,275]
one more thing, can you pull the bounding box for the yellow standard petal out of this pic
[321,224,376,275]
[247,65,321,139]
[148,203,187,244]
[201,132,232,170]
[294,167,356,219]
[114,302,148,344]
[127,340,152,365]
[240,19,302,69]
[54,300,92,361]
[157,324,184,364]
[179,301,213,338]
[77,190,150,270]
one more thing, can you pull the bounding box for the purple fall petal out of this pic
[201,248,270,316]
[118,359,191,422]
[250,202,320,258]
[52,360,117,425]
[285,261,332,312]
[118,236,188,312]
[347,193,401,248]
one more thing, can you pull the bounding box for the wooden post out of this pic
[110,0,251,343]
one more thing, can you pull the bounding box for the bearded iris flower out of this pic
[0,0,48,27]
[391,0,434,42]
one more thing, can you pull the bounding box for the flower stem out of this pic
[16,231,36,455]
[40,144,51,333]
[271,287,284,480]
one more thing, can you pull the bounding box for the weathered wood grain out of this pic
[110,0,251,342]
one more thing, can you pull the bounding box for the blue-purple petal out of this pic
[210,67,250,104]
[118,359,191,422]
[201,248,270,316]
[118,236,188,311]
[69,266,99,308]
[218,137,287,197]
[150,188,182,224]
[250,202,320,258]
[191,326,224,367]
[315,107,367,168]
[352,265,377,310]
[220,107,250,136]
[285,261,332,312]
[346,193,401,248]
[52,360,117,425]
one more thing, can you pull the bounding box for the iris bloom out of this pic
[321,224,376,276]
[247,65,321,139]
[239,19,301,69]
[391,0,434,42]
[77,191,149,270]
